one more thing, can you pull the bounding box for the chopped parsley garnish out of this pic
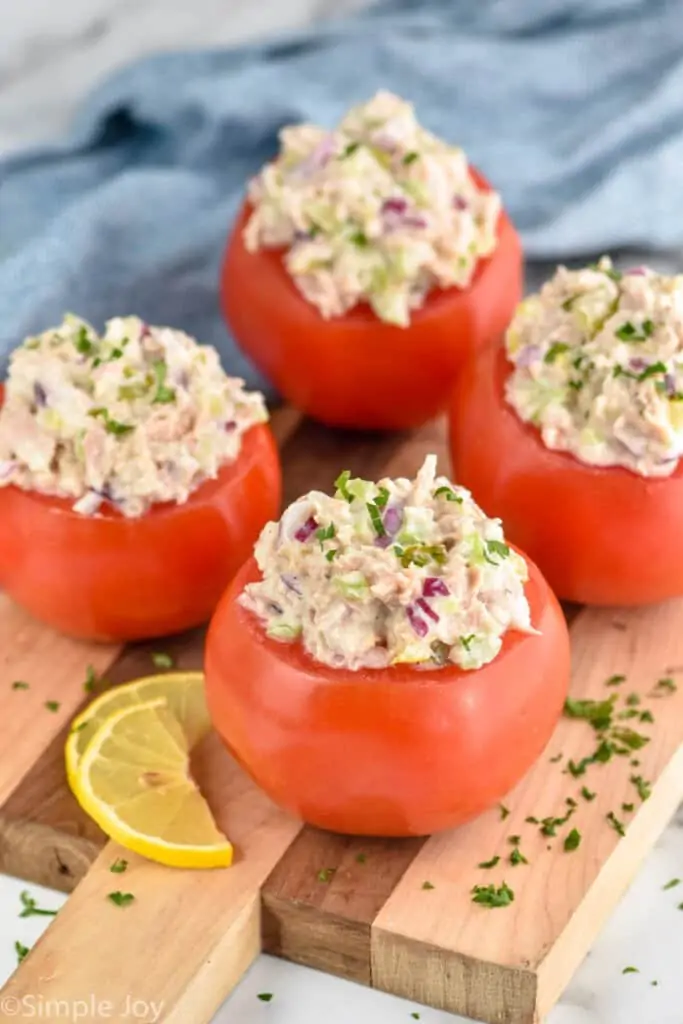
[151,360,176,404]
[549,753,563,763]
[580,786,596,802]
[151,651,174,670]
[637,361,667,382]
[508,835,521,845]
[471,882,514,908]
[19,891,58,918]
[108,891,135,907]
[350,230,369,247]
[499,804,510,820]
[568,379,584,391]
[610,727,649,751]
[639,709,654,724]
[545,342,570,363]
[564,828,582,852]
[538,808,575,837]
[460,634,477,652]
[89,407,135,436]
[434,485,462,503]
[625,693,641,707]
[317,868,336,883]
[44,700,60,713]
[410,1014,421,1020]
[110,858,129,874]
[316,524,336,544]
[615,320,655,342]
[622,966,639,975]
[84,664,97,692]
[652,676,677,696]
[11,680,29,690]
[561,295,580,312]
[75,327,95,355]
[355,853,367,864]
[477,855,501,869]
[342,142,360,158]
[564,695,615,732]
[421,881,435,890]
[15,940,30,963]
[606,674,626,687]
[630,774,651,801]
[257,993,274,1002]
[606,811,626,837]
[509,847,528,866]
[393,542,447,568]
[663,878,681,890]
[485,539,510,563]
[325,549,339,562]
[403,151,419,165]
[335,470,353,501]
[374,486,390,508]
[367,501,386,537]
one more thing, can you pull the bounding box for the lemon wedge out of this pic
[70,696,232,869]
[66,671,210,785]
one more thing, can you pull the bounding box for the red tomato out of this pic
[205,555,570,837]
[449,342,683,605]
[220,170,522,431]
[0,422,281,642]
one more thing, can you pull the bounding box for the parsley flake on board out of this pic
[317,868,336,883]
[477,855,501,870]
[606,812,626,837]
[110,858,128,874]
[651,677,677,696]
[471,882,514,908]
[630,775,651,801]
[509,847,528,866]
[580,786,597,801]
[549,753,563,763]
[15,941,30,964]
[44,701,60,713]
[564,695,615,731]
[606,674,626,687]
[622,966,639,975]
[257,993,274,1003]
[84,664,97,692]
[421,881,435,890]
[355,853,367,864]
[107,891,135,907]
[545,342,570,363]
[564,828,582,852]
[663,878,681,891]
[11,680,29,690]
[499,804,510,821]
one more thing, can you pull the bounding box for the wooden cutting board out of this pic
[1,410,682,1024]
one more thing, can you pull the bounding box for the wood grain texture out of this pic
[1,411,682,1024]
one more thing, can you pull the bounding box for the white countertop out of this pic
[1,2,682,1021]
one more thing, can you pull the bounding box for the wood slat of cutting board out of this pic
[1,413,682,1024]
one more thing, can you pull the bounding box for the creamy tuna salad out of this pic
[244,91,501,327]
[239,456,533,672]
[505,258,683,477]
[0,315,268,517]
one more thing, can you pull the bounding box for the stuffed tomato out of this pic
[221,91,521,431]
[205,456,569,837]
[0,315,281,641]
[449,258,683,605]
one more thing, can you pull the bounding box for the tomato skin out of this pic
[449,343,683,605]
[220,171,522,431]
[205,556,569,837]
[0,424,281,642]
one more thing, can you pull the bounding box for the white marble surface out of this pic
[1,2,683,1022]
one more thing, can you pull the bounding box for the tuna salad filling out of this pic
[505,258,683,477]
[239,456,533,672]
[244,90,501,328]
[0,314,268,517]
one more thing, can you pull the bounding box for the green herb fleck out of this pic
[499,804,510,821]
[421,881,435,890]
[622,966,639,975]
[637,361,667,382]
[663,878,681,890]
[257,993,274,1003]
[509,847,528,866]
[350,230,368,247]
[84,664,97,692]
[19,891,58,919]
[610,727,649,751]
[335,470,353,501]
[434,485,463,504]
[325,549,339,562]
[107,891,135,907]
[355,853,367,864]
[342,142,360,158]
[367,501,386,537]
[75,326,94,355]
[508,835,521,845]
[564,828,582,852]
[607,811,626,837]
[89,407,135,436]
[625,693,641,707]
[471,882,514,908]
[410,1014,421,1021]
[630,775,651,801]
[403,151,419,165]
[622,802,635,813]
[477,855,501,869]
[564,695,615,731]
[580,786,596,801]
[45,700,60,713]
[110,858,128,874]
[317,868,336,884]
[151,652,174,670]
[15,941,30,963]
[615,320,655,342]
[545,342,570,363]
[549,753,563,763]
[652,677,677,696]
[11,680,29,690]
[606,674,626,687]
[151,360,176,404]
[485,540,510,563]
[639,710,654,724]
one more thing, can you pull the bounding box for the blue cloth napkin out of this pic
[1,0,682,390]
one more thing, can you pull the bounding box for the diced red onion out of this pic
[383,505,403,537]
[382,197,408,215]
[625,266,648,276]
[516,345,542,369]
[402,214,428,229]
[294,516,319,542]
[224,420,237,433]
[416,597,439,623]
[664,373,678,396]
[453,195,468,211]
[629,357,648,372]
[406,605,429,637]
[281,573,302,595]
[423,577,449,598]
[33,381,47,407]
